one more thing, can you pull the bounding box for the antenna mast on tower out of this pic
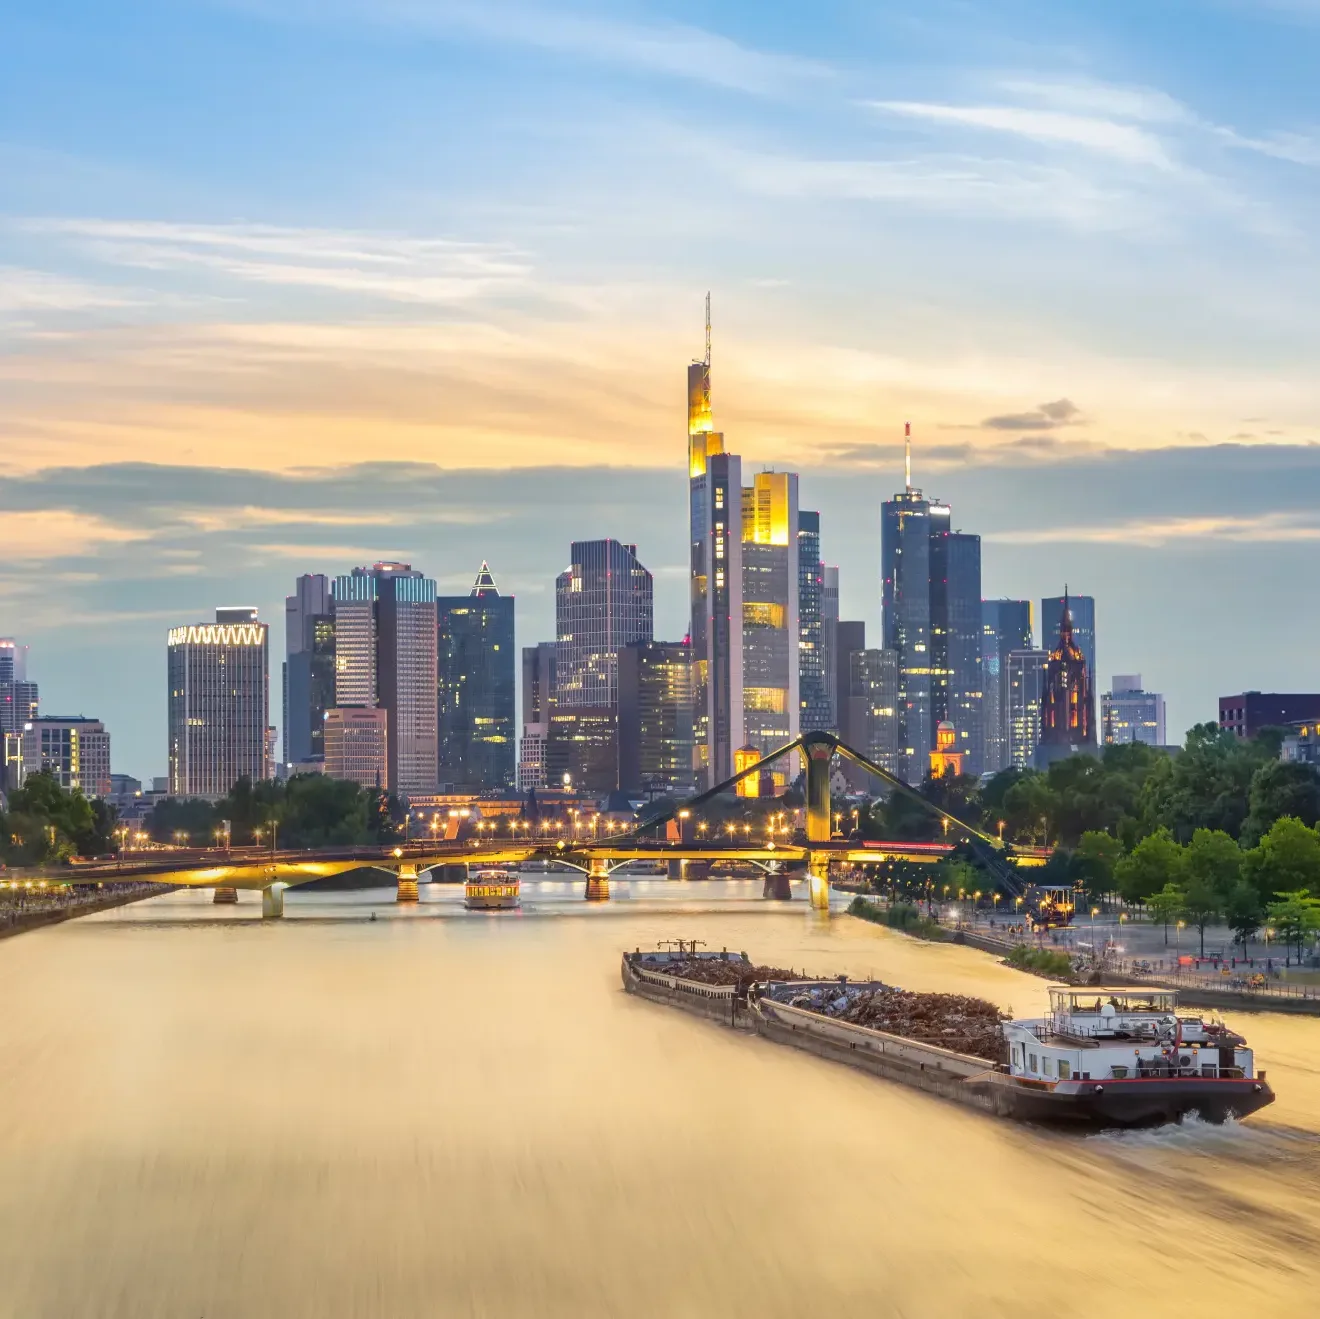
[704,291,711,368]
[904,421,912,492]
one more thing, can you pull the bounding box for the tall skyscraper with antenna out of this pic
[688,296,743,787]
[881,424,983,781]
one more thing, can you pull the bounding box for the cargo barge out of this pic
[621,948,1274,1128]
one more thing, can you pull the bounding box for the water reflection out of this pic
[0,883,1316,1316]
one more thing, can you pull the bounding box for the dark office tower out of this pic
[834,619,867,749]
[555,539,653,708]
[437,562,516,791]
[1040,594,1095,691]
[850,648,900,778]
[797,511,830,733]
[283,573,334,769]
[332,563,438,798]
[618,640,694,797]
[981,600,1033,775]
[882,425,981,782]
[518,641,557,790]
[1039,592,1095,761]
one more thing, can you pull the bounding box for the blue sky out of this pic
[5,0,1320,778]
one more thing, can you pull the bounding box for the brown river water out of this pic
[1,878,1318,1318]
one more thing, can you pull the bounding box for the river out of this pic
[0,879,1317,1317]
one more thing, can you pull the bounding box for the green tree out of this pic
[1148,881,1186,946]
[1224,881,1264,952]
[1179,874,1221,958]
[1,770,106,863]
[1241,760,1320,846]
[1073,830,1122,900]
[147,797,220,846]
[1241,816,1320,902]
[1002,774,1058,845]
[1183,828,1243,903]
[280,774,371,847]
[1114,827,1184,906]
[1139,723,1269,841]
[1265,889,1320,964]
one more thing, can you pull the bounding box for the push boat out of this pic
[998,985,1273,1126]
[621,949,1275,1128]
[464,869,521,911]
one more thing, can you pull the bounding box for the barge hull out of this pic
[970,1076,1275,1127]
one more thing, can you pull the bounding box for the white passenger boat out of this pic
[464,869,521,911]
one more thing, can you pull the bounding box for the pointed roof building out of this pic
[1040,588,1095,748]
[471,561,500,599]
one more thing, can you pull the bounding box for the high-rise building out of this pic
[1219,692,1320,741]
[1038,592,1096,764]
[0,639,28,684]
[555,539,653,708]
[741,470,799,771]
[0,679,38,737]
[822,566,839,730]
[437,562,516,791]
[167,608,270,798]
[519,641,557,790]
[981,600,1033,775]
[1040,594,1096,691]
[797,511,830,732]
[688,302,744,790]
[20,716,111,796]
[283,573,334,769]
[882,426,982,782]
[544,706,618,795]
[617,640,694,797]
[850,648,900,778]
[1006,649,1049,771]
[1102,674,1167,747]
[833,619,867,787]
[323,707,388,789]
[332,563,438,798]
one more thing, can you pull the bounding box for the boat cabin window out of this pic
[1043,1057,1054,1077]
[1029,1053,1038,1073]
[1057,1060,1071,1080]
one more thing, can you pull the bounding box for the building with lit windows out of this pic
[797,511,830,732]
[555,540,653,708]
[332,564,437,798]
[437,563,516,791]
[850,647,900,779]
[323,707,388,789]
[881,427,982,781]
[617,640,694,797]
[20,716,111,796]
[1219,691,1320,740]
[982,600,1033,775]
[739,471,800,780]
[543,706,618,796]
[1007,649,1049,771]
[1102,675,1167,747]
[167,608,270,798]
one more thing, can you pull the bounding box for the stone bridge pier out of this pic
[213,886,238,905]
[584,858,610,902]
[396,862,420,903]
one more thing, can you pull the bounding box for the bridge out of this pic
[55,732,1048,917]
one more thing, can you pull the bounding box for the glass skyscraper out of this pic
[1006,649,1049,771]
[882,447,982,782]
[437,563,516,791]
[797,510,830,732]
[555,539,653,708]
[283,573,334,769]
[981,600,1033,774]
[617,640,694,796]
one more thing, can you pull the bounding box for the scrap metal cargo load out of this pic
[620,946,1276,1128]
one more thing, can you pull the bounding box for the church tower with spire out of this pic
[1039,588,1095,753]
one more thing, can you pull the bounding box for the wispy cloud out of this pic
[981,399,1084,432]
[26,219,531,305]
[987,510,1320,546]
[0,266,137,314]
[869,99,1176,169]
[228,0,832,96]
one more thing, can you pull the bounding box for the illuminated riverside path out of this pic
[1,884,1320,1314]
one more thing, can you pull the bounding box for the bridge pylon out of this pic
[585,858,610,902]
[262,882,286,919]
[396,862,420,903]
[763,863,792,901]
[213,886,238,905]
